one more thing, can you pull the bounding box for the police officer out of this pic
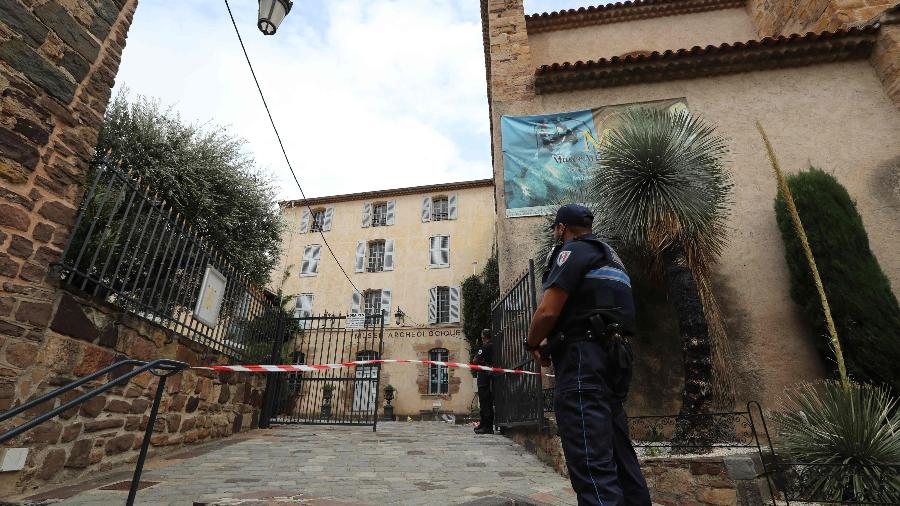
[472,329,495,434]
[525,204,651,506]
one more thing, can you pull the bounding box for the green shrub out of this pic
[774,168,900,392]
[771,380,900,503]
[461,255,499,360]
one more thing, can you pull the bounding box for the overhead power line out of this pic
[223,0,362,297]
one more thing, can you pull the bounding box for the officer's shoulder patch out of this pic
[556,250,572,266]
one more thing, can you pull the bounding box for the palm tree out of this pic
[591,107,733,443]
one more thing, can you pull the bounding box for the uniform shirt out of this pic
[474,340,494,387]
[542,234,626,393]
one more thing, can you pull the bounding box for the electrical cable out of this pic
[223,0,362,297]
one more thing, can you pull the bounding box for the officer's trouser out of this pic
[477,381,494,429]
[554,367,650,505]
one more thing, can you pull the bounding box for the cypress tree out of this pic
[774,167,900,392]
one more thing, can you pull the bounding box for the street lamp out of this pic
[257,0,293,35]
[394,307,406,326]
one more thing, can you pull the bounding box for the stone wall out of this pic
[1,292,267,496]
[745,0,895,37]
[0,0,270,496]
[507,417,769,505]
[871,11,900,107]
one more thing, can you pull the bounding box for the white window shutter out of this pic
[386,200,396,226]
[301,245,313,275]
[303,294,314,317]
[294,296,303,318]
[362,203,372,228]
[383,239,395,271]
[309,245,322,274]
[449,286,460,323]
[380,289,392,323]
[322,206,334,232]
[299,208,311,233]
[355,241,365,273]
[421,196,432,222]
[428,236,439,267]
[427,287,437,324]
[441,236,450,266]
[448,193,458,220]
[351,291,361,314]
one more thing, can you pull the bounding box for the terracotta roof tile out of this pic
[526,0,746,33]
[534,25,880,93]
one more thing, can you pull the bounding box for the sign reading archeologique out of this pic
[500,98,688,217]
[193,265,226,327]
[385,327,463,339]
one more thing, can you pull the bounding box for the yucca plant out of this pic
[771,380,900,503]
[590,107,734,443]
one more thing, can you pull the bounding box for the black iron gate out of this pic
[265,313,385,429]
[491,259,544,429]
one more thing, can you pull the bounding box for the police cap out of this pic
[549,204,594,229]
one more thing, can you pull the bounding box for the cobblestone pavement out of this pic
[52,422,578,506]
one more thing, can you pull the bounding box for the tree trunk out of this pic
[662,242,715,449]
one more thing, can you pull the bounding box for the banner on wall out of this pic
[500,98,688,217]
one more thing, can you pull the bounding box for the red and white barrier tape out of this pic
[194,359,552,377]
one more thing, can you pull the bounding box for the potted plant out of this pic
[383,384,396,421]
[321,383,334,419]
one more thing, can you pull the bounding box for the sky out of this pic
[114,1,597,200]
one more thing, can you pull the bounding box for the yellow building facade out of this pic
[275,179,495,417]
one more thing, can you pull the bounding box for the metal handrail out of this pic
[0,359,188,505]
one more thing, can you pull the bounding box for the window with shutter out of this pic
[301,245,321,276]
[435,286,450,324]
[294,293,314,318]
[367,241,385,272]
[429,236,450,268]
[363,290,382,316]
[386,200,396,225]
[371,202,388,227]
[432,196,449,221]
[310,209,326,232]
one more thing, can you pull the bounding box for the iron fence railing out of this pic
[55,162,282,362]
[491,259,543,429]
[769,462,900,505]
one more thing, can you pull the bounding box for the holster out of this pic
[545,311,635,402]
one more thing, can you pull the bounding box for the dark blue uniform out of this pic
[474,341,494,430]
[543,234,651,506]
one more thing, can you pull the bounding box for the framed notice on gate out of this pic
[194,265,227,327]
[345,313,366,329]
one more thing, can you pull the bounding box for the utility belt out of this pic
[541,311,635,402]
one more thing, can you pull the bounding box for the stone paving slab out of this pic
[51,422,577,506]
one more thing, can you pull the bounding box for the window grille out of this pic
[364,290,382,316]
[432,197,449,221]
[436,286,450,324]
[372,203,387,227]
[428,348,449,394]
[367,241,385,272]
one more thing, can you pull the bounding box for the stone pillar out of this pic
[0,0,138,394]
[481,0,539,286]
[746,0,896,37]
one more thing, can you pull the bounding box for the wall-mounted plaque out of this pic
[194,265,227,327]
